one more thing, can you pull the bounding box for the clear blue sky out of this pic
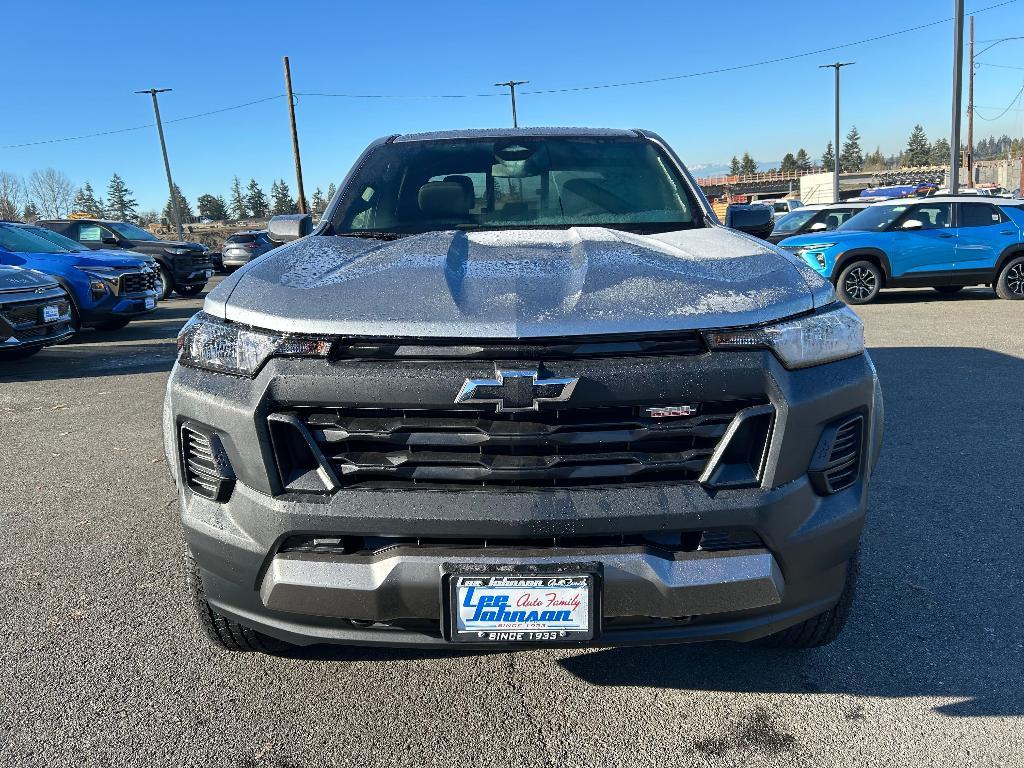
[2,0,1023,211]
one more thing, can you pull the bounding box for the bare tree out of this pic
[28,168,75,218]
[0,171,25,220]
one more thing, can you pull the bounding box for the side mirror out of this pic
[267,214,313,244]
[808,222,828,232]
[102,235,119,245]
[725,204,774,239]
[900,218,923,230]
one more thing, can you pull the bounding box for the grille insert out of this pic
[279,400,769,490]
[1,299,70,329]
[120,270,157,294]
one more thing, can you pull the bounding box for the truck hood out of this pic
[135,240,206,252]
[207,226,834,337]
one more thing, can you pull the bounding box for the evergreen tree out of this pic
[163,183,193,225]
[311,187,326,215]
[729,156,741,175]
[822,142,835,172]
[864,146,887,171]
[197,193,228,220]
[105,173,137,221]
[739,152,758,175]
[229,177,247,220]
[72,182,104,217]
[929,137,951,166]
[780,153,797,172]
[840,127,863,172]
[905,125,931,166]
[794,148,811,171]
[22,201,39,221]
[326,182,337,201]
[245,179,269,219]
[270,179,297,215]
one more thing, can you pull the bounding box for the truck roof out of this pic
[390,127,642,143]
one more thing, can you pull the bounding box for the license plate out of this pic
[42,305,60,323]
[448,566,597,643]
[144,297,156,310]
[204,270,213,278]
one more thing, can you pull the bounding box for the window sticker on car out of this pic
[79,225,102,242]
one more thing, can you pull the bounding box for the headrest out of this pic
[443,175,476,208]
[418,181,470,218]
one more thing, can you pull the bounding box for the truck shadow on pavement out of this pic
[560,346,1024,718]
[870,287,997,304]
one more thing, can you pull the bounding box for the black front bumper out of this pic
[164,349,883,648]
[170,254,215,287]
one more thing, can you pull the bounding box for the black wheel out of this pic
[995,256,1024,300]
[94,318,131,331]
[933,285,964,295]
[186,548,292,654]
[154,265,173,300]
[836,260,882,305]
[175,284,205,298]
[759,551,859,649]
[0,345,43,360]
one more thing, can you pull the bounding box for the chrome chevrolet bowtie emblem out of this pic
[456,369,579,412]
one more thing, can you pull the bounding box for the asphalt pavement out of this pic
[1,279,1022,767]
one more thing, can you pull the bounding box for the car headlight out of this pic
[705,304,864,369]
[167,247,193,255]
[176,312,332,377]
[73,265,118,295]
[787,243,835,269]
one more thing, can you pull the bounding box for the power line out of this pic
[975,82,1024,120]
[1,95,284,149]
[977,61,1024,71]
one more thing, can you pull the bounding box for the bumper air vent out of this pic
[808,414,864,495]
[179,423,235,501]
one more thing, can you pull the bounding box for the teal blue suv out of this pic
[778,196,1024,304]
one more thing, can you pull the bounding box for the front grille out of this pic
[192,254,209,266]
[1,299,70,329]
[277,529,766,557]
[12,322,72,341]
[120,270,157,294]
[282,399,768,490]
[179,423,235,501]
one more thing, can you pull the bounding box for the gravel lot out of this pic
[2,280,1022,767]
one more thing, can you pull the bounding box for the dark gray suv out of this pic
[165,128,883,653]
[221,230,275,269]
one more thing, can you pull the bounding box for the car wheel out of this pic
[933,286,964,295]
[758,550,860,649]
[0,345,43,360]
[154,265,173,300]
[186,548,293,654]
[995,256,1024,300]
[94,318,131,331]
[837,260,882,304]
[175,284,205,298]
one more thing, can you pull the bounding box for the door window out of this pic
[904,203,952,230]
[959,203,1005,228]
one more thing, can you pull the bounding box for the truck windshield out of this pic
[0,224,73,254]
[108,222,159,241]
[329,137,702,236]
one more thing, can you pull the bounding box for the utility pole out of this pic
[136,88,183,240]
[967,15,975,187]
[950,0,965,194]
[494,80,528,128]
[819,62,854,203]
[282,56,307,214]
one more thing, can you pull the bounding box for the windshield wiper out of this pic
[337,230,405,241]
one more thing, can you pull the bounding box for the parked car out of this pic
[766,202,872,244]
[0,222,158,330]
[167,127,882,654]
[757,198,803,217]
[36,219,214,300]
[778,195,1024,303]
[221,230,275,269]
[0,264,76,358]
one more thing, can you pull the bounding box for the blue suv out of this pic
[778,196,1024,304]
[0,222,158,330]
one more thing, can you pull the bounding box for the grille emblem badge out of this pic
[456,369,579,412]
[646,405,698,418]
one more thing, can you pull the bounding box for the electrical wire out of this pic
[1,95,285,150]
[977,61,1024,71]
[975,82,1024,120]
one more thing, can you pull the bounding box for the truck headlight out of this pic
[176,312,331,376]
[705,304,864,369]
